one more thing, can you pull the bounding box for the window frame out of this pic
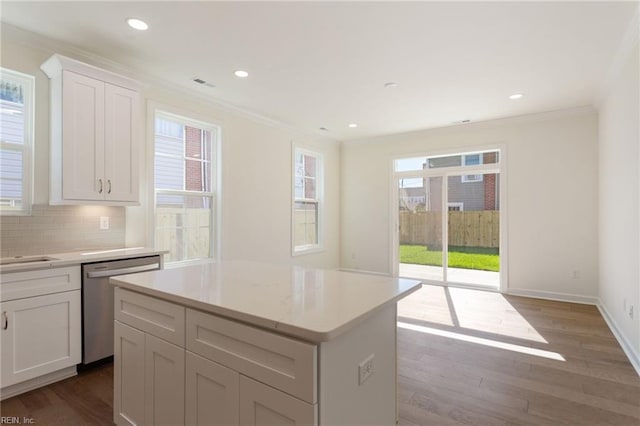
[292,145,324,256]
[152,108,220,266]
[461,153,484,183]
[0,68,34,216]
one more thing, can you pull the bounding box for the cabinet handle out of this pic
[98,179,103,194]
[2,312,7,330]
[107,179,112,194]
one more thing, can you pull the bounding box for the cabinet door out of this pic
[239,376,317,426]
[114,321,145,426]
[62,70,105,200]
[145,334,185,426]
[1,291,81,388]
[104,84,139,202]
[185,352,239,426]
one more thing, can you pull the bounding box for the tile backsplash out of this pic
[0,204,126,257]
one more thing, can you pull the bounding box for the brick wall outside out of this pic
[483,152,498,210]
[185,126,203,192]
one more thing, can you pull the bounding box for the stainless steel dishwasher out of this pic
[81,255,161,364]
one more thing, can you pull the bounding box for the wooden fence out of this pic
[156,207,211,262]
[399,210,499,248]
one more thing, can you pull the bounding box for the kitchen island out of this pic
[111,261,421,426]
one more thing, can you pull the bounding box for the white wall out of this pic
[341,108,599,300]
[1,25,341,269]
[597,32,639,368]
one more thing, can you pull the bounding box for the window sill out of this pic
[163,257,215,269]
[292,245,325,257]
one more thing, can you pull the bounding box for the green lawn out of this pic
[400,245,499,272]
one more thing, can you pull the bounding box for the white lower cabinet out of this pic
[114,288,318,426]
[1,266,81,399]
[0,290,81,388]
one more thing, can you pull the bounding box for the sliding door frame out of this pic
[391,145,508,292]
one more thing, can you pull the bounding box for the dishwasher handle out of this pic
[86,263,160,279]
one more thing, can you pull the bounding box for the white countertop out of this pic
[111,261,422,343]
[0,247,167,273]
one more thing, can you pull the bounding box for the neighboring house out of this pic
[425,152,499,212]
[0,95,25,207]
[399,186,426,211]
[154,118,211,207]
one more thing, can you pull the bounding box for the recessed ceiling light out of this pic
[509,93,524,100]
[234,70,249,78]
[126,18,148,31]
[384,82,398,88]
[348,123,358,128]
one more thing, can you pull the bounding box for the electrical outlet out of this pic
[100,216,109,230]
[571,269,580,279]
[629,305,634,320]
[358,354,374,385]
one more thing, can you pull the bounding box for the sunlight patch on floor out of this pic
[398,321,565,361]
[397,284,548,343]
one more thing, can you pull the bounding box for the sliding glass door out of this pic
[398,176,443,282]
[395,150,502,289]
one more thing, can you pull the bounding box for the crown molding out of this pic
[1,23,338,144]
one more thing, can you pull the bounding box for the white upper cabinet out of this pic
[41,54,140,205]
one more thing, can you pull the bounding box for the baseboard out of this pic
[597,301,640,377]
[0,366,77,401]
[504,288,599,305]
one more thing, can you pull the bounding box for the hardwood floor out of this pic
[397,285,640,425]
[1,285,638,425]
[1,361,114,425]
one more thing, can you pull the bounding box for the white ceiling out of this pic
[1,1,637,140]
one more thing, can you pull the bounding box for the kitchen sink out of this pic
[0,256,60,265]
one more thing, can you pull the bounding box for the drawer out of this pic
[187,308,317,404]
[114,288,185,346]
[0,266,80,302]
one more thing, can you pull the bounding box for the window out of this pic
[293,147,323,254]
[0,68,34,215]
[154,111,218,264]
[461,153,483,182]
[448,202,464,211]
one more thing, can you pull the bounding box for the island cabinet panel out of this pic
[239,376,317,426]
[114,321,145,426]
[144,334,185,426]
[186,308,317,404]
[185,352,239,426]
[114,321,185,426]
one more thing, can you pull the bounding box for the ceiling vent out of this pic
[192,77,215,88]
